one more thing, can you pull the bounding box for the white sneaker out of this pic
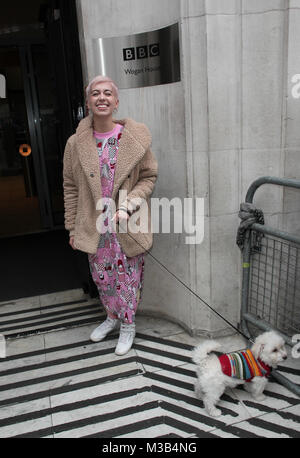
[115,323,136,356]
[90,317,119,342]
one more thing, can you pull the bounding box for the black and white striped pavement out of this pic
[0,289,103,339]
[0,289,299,438]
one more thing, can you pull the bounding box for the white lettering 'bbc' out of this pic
[124,48,135,60]
[137,47,147,59]
[0,74,6,98]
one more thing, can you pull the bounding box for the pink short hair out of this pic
[85,75,119,99]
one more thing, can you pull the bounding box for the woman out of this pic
[63,75,158,355]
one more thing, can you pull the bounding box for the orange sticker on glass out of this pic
[19,144,32,157]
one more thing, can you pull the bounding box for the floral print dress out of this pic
[88,124,144,324]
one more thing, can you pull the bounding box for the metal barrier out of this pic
[240,176,300,396]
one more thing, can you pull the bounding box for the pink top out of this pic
[93,123,123,140]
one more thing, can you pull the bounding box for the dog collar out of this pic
[257,358,272,378]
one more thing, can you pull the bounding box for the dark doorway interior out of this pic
[0,231,80,301]
[0,1,93,300]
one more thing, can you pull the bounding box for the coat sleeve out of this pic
[63,138,78,236]
[118,147,158,215]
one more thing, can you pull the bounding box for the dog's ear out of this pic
[251,335,265,359]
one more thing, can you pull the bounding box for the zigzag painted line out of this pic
[84,415,219,439]
[0,299,88,318]
[1,299,104,339]
[0,379,246,434]
[0,328,299,438]
[0,305,101,329]
[3,315,103,339]
[1,360,299,438]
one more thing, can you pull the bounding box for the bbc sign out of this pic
[93,23,180,89]
[123,43,160,61]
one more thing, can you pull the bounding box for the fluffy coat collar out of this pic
[75,116,152,202]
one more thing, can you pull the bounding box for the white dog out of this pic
[192,331,287,417]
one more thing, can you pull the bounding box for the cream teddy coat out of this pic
[63,116,158,257]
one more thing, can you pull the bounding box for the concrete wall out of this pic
[76,0,300,337]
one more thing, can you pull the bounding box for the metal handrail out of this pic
[245,176,300,204]
[240,176,300,397]
[251,223,300,246]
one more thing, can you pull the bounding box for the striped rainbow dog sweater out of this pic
[218,349,271,381]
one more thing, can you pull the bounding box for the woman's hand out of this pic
[112,209,129,228]
[69,236,76,250]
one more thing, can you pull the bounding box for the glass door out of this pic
[30,44,65,227]
[0,46,42,236]
[0,43,64,237]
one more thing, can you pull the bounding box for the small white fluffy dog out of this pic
[192,331,287,417]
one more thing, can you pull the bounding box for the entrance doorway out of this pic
[0,0,84,237]
[0,0,89,300]
[0,44,63,236]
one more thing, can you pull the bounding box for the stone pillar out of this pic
[75,0,300,337]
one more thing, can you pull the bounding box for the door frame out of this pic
[0,0,84,234]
